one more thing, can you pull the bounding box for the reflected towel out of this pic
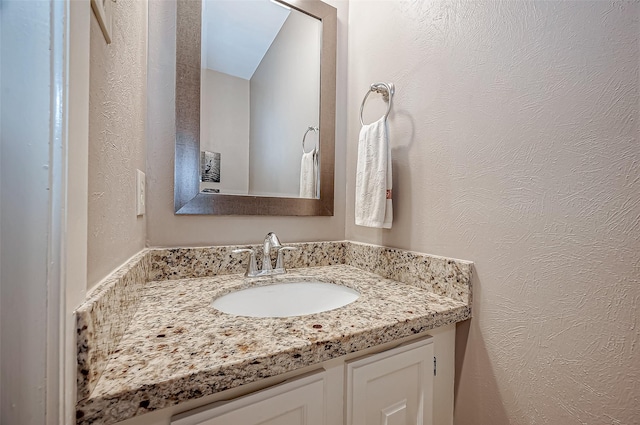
[355,117,393,228]
[300,149,317,198]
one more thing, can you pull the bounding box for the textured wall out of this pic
[147,0,348,247]
[88,0,148,288]
[346,1,639,424]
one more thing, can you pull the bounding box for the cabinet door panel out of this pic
[172,372,326,425]
[347,338,433,425]
[380,400,408,425]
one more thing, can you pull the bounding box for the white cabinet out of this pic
[170,334,445,425]
[346,337,434,425]
[171,372,326,425]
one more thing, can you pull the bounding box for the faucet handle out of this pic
[275,246,299,272]
[232,248,258,277]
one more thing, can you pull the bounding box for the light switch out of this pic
[136,169,145,216]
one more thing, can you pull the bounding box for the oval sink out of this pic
[211,281,360,318]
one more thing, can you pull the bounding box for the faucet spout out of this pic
[262,232,282,271]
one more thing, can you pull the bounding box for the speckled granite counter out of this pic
[75,242,473,424]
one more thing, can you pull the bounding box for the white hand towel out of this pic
[300,149,317,198]
[355,117,393,228]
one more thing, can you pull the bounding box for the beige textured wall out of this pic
[346,1,640,424]
[88,0,148,288]
[147,0,348,247]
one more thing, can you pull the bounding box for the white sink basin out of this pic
[211,281,360,318]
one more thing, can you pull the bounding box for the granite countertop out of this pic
[76,264,470,424]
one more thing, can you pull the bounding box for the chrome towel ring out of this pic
[302,126,319,154]
[359,82,395,126]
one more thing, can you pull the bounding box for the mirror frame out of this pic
[175,0,337,215]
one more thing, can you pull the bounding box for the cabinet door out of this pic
[171,371,326,425]
[346,337,434,425]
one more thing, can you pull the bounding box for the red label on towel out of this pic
[386,189,392,199]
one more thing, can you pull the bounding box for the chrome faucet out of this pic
[261,232,282,272]
[232,232,298,277]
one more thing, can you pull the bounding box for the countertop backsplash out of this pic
[76,250,150,401]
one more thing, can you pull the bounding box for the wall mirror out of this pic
[175,0,337,215]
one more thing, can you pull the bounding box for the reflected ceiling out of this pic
[203,0,291,79]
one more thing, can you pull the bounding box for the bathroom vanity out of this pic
[172,334,438,425]
[75,241,472,425]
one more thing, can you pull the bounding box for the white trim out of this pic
[46,0,67,422]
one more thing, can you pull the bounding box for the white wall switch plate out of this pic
[136,169,145,216]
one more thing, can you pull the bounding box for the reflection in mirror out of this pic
[174,0,336,215]
[200,0,321,199]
